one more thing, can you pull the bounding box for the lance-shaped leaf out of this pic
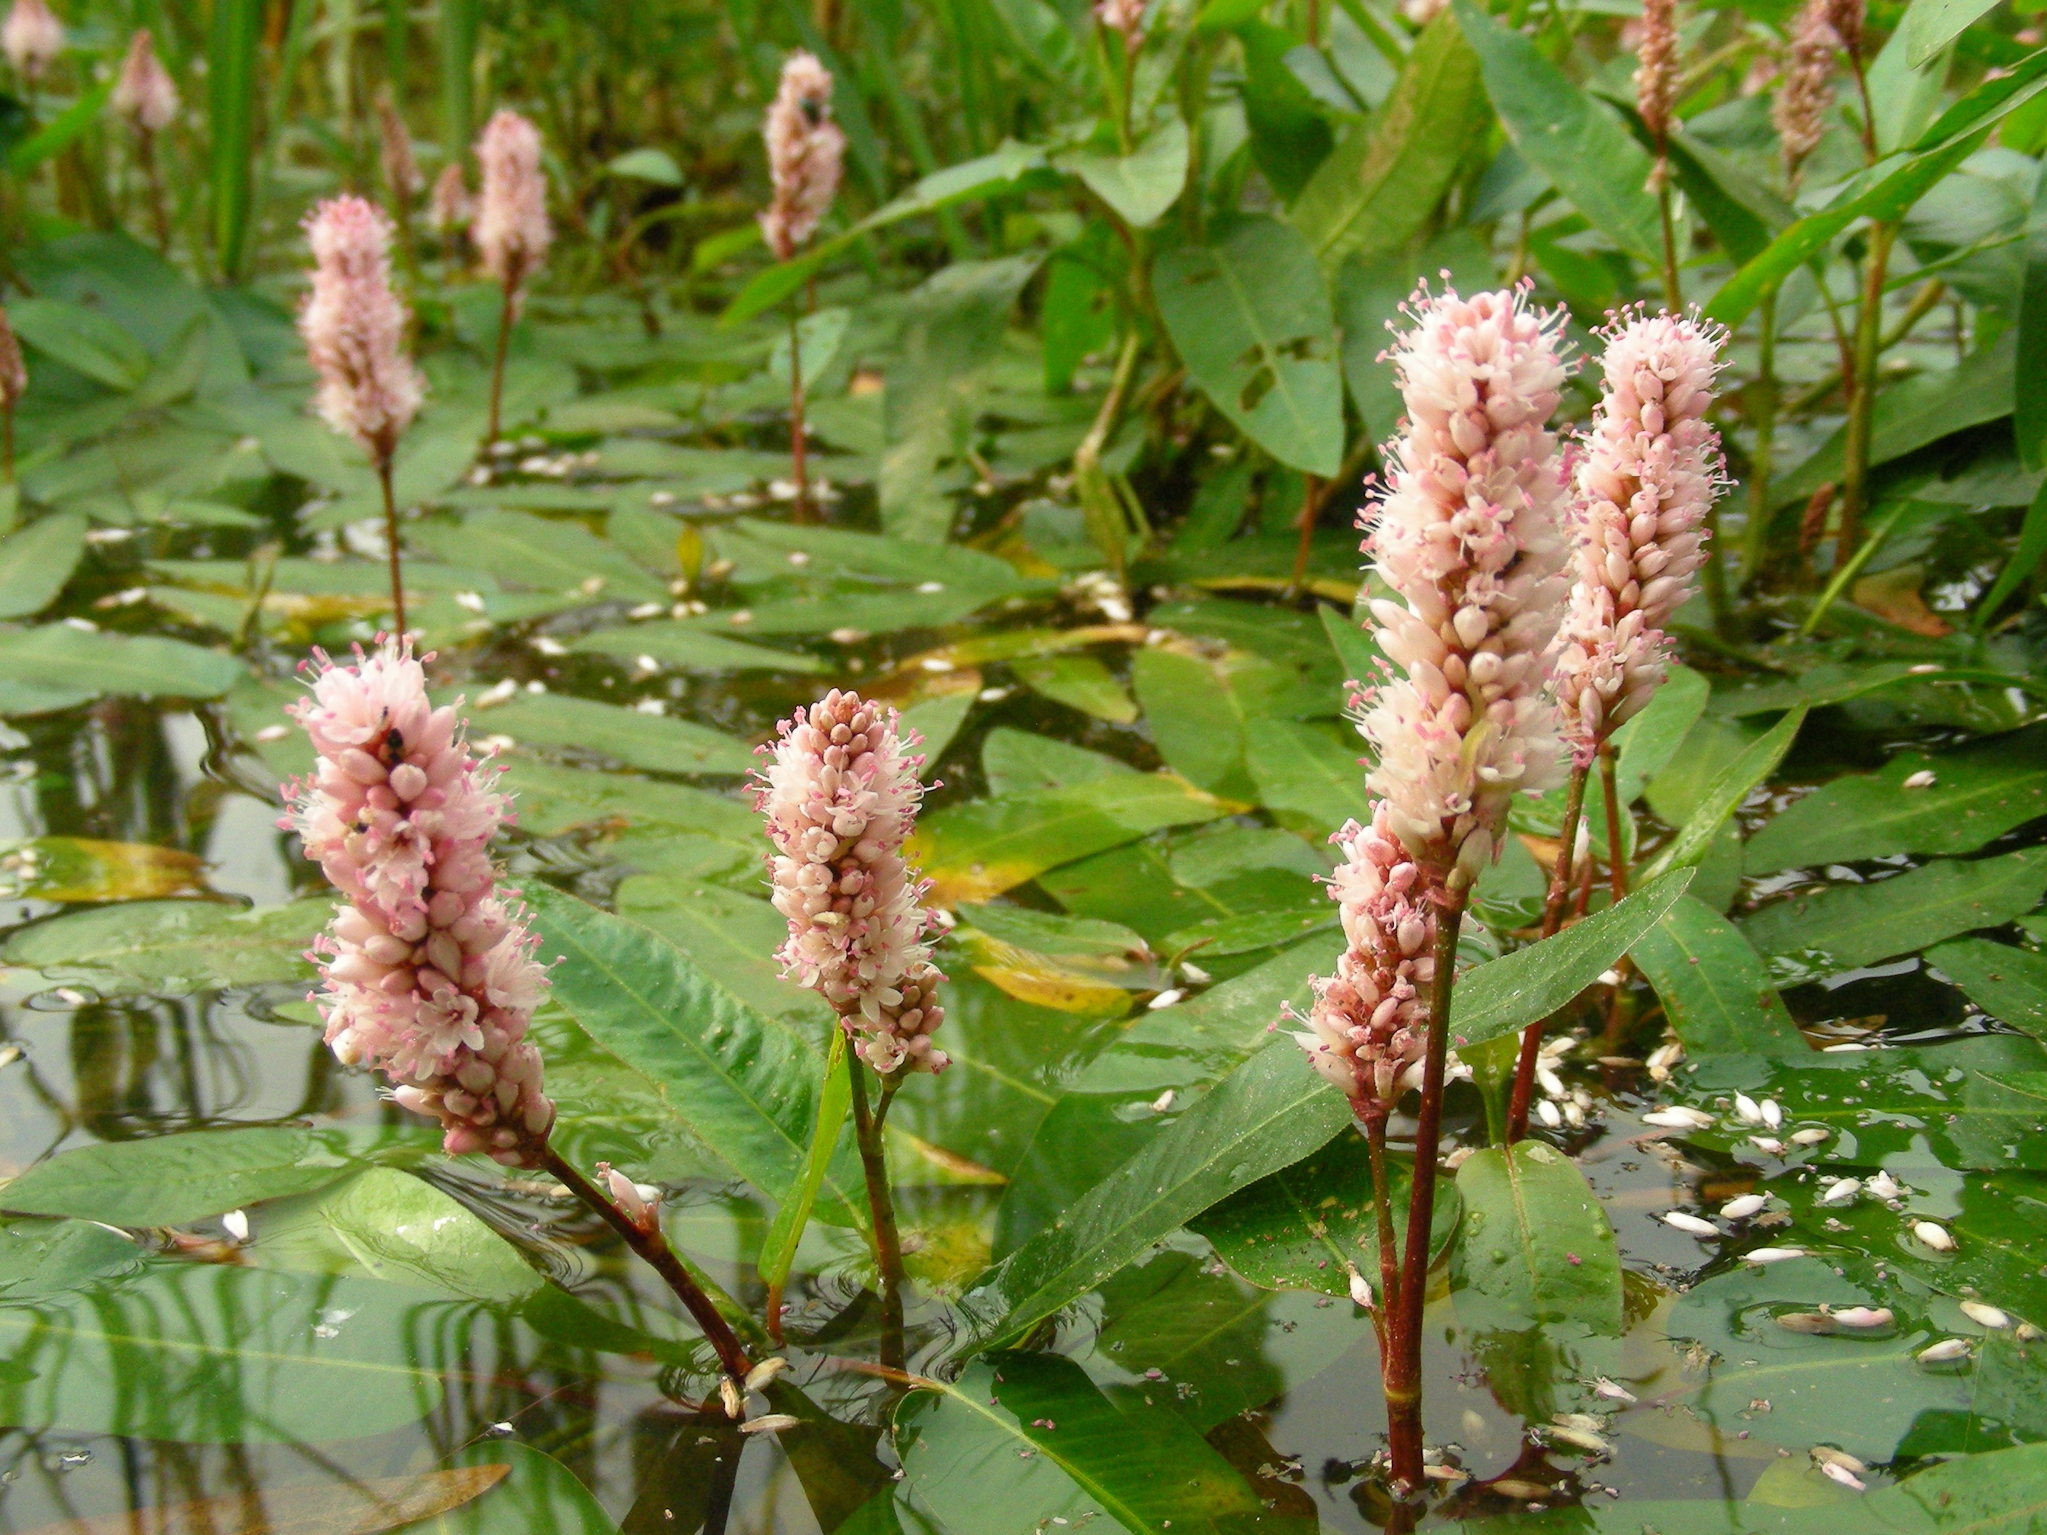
[1640,705,1806,882]
[0,511,86,619]
[0,1126,365,1228]
[1451,1141,1624,1335]
[1929,937,2047,1040]
[1154,215,1344,476]
[2,897,328,996]
[1631,897,1809,1056]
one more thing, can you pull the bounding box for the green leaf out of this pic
[1291,12,1486,270]
[0,897,327,996]
[208,0,261,277]
[408,509,668,601]
[1451,0,1662,262]
[1610,664,1711,807]
[1319,602,1382,685]
[497,753,760,840]
[1745,727,2047,874]
[0,512,85,618]
[1153,216,1344,477]
[0,1126,360,1227]
[1641,705,1807,881]
[7,79,114,175]
[1771,331,2016,509]
[1739,846,2047,980]
[8,297,151,389]
[1244,718,1370,838]
[1190,1131,1459,1297]
[1334,228,1494,437]
[1012,653,1138,723]
[1448,867,1696,1051]
[1059,116,1190,229]
[568,621,825,673]
[1929,937,2047,1040]
[606,146,685,184]
[895,1353,1290,1535]
[1901,0,2001,70]
[1630,897,1810,1056]
[1132,647,1262,801]
[912,772,1230,905]
[758,1027,851,1299]
[1451,1141,1624,1335]
[0,1219,142,1296]
[526,884,863,1227]
[256,1167,542,1302]
[472,691,757,775]
[0,624,242,706]
[1977,477,2047,624]
[1236,20,1335,202]
[962,1042,1353,1351]
[2018,160,2047,473]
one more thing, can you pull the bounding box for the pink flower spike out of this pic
[298,195,423,465]
[1553,307,1728,764]
[1358,280,1574,876]
[111,29,177,134]
[759,52,845,262]
[2,0,62,84]
[1635,0,1678,143]
[429,162,473,236]
[473,108,552,291]
[1773,0,1837,183]
[754,690,949,1075]
[1095,0,1145,46]
[283,638,554,1166]
[1293,806,1438,1115]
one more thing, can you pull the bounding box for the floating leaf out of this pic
[0,1126,363,1228]
[0,512,86,619]
[1930,937,2047,1039]
[1745,728,2047,873]
[1739,846,2047,980]
[16,1464,516,1535]
[2,897,326,995]
[1190,1131,1459,1297]
[895,1352,1293,1535]
[0,625,241,705]
[474,692,757,775]
[0,1265,441,1442]
[1011,652,1137,723]
[1154,216,1344,477]
[0,1219,142,1298]
[408,509,667,601]
[1451,1141,1625,1335]
[0,838,209,901]
[255,1167,541,1302]
[1244,718,1369,839]
[1631,896,1810,1056]
[568,622,824,673]
[912,773,1231,905]
[496,754,759,840]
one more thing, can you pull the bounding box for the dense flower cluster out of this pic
[474,109,551,289]
[755,690,948,1075]
[298,196,423,461]
[759,53,844,262]
[1773,0,1837,180]
[1293,807,1438,1113]
[285,639,554,1165]
[429,164,472,235]
[1634,0,1678,142]
[1357,281,1573,876]
[1552,308,1727,761]
[2,0,61,83]
[378,94,422,205]
[112,29,176,133]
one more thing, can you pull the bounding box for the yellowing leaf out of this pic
[0,839,207,902]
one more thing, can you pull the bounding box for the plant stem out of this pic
[485,275,516,451]
[139,131,171,254]
[1363,1112,1398,1357]
[539,1144,754,1383]
[1074,328,1144,576]
[1384,885,1467,1494]
[787,309,811,523]
[1836,220,1896,561]
[1600,743,1627,904]
[1741,288,1778,586]
[1505,761,1588,1143]
[1655,164,1682,313]
[846,1049,907,1373]
[376,452,406,636]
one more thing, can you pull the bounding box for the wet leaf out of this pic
[1930,937,2047,1039]
[0,838,210,901]
[0,1219,141,1297]
[0,512,86,619]
[1739,846,2047,980]
[2,897,326,995]
[0,625,241,706]
[408,509,668,601]
[911,772,1231,905]
[0,1126,363,1227]
[1011,652,1137,723]
[474,691,757,775]
[10,1464,514,1535]
[1631,896,1810,1056]
[527,884,864,1228]
[1191,1131,1460,1297]
[1746,727,2047,874]
[895,1352,1298,1534]
[568,621,826,673]
[0,1265,442,1442]
[1451,1141,1625,1335]
[962,1041,1353,1351]
[1154,216,1344,477]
